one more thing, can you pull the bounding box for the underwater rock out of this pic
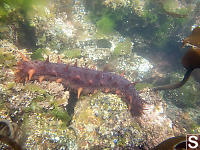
[33,7,78,52]
[103,0,131,9]
[138,89,178,148]
[96,39,112,48]
[156,0,192,18]
[71,92,144,149]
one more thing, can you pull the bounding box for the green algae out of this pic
[4,82,16,95]
[111,38,132,58]
[30,101,42,112]
[152,19,172,47]
[24,94,71,124]
[31,48,46,60]
[24,97,46,113]
[76,108,92,123]
[51,107,71,123]
[117,136,126,147]
[25,83,46,95]
[5,82,16,90]
[96,15,115,34]
[86,0,129,36]
[162,0,179,12]
[152,16,186,48]
[0,49,16,68]
[0,0,47,24]
[64,49,81,59]
[162,0,190,16]
[0,0,48,50]
[140,9,158,24]
[46,99,71,124]
[49,102,71,125]
[34,95,47,102]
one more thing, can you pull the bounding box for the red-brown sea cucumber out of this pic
[15,53,144,117]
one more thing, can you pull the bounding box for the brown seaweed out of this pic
[183,26,200,48]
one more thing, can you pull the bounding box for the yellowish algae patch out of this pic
[72,97,102,148]
[0,48,16,68]
[64,48,82,59]
[5,82,16,90]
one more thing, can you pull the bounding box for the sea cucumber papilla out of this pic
[15,53,144,117]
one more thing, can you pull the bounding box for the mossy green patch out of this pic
[96,15,116,34]
[33,95,47,102]
[152,15,187,48]
[24,100,43,113]
[162,0,179,12]
[162,0,190,16]
[141,9,158,24]
[31,48,47,60]
[5,82,16,90]
[64,49,81,59]
[76,108,91,123]
[30,101,41,112]
[51,105,71,123]
[0,49,16,67]
[25,83,46,94]
[0,0,47,24]
[112,38,132,58]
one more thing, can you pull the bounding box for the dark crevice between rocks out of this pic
[16,19,38,51]
[65,90,79,125]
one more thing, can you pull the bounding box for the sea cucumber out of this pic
[15,53,144,117]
